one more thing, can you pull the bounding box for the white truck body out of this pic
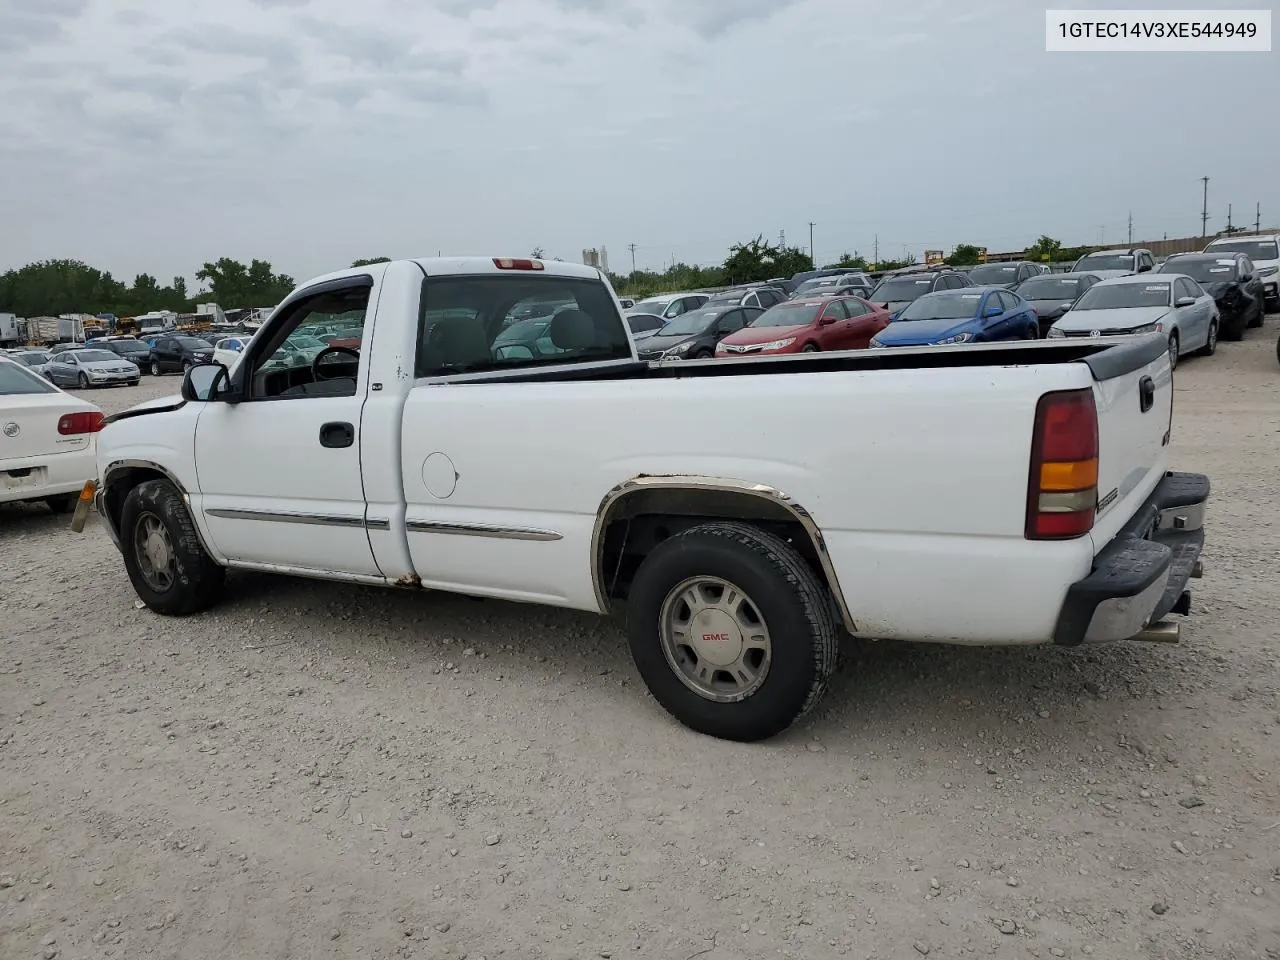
[0,312,19,347]
[83,258,1209,741]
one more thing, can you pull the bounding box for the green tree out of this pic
[873,255,917,272]
[722,235,813,285]
[196,258,294,307]
[351,257,391,267]
[946,244,983,266]
[1025,235,1063,263]
[835,252,868,270]
[530,247,546,259]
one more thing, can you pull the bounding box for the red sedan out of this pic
[715,296,890,357]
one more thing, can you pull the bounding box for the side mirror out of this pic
[1174,296,1197,308]
[984,305,1003,318]
[819,315,837,326]
[1138,264,1152,273]
[181,361,231,402]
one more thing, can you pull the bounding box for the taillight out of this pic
[1026,388,1098,540]
[493,258,545,271]
[57,411,105,435]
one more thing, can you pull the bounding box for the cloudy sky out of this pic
[0,0,1275,286]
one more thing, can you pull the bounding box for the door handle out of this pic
[319,421,355,448]
[1138,376,1155,413]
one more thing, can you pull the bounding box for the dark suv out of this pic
[100,338,154,373]
[869,268,974,318]
[148,335,215,375]
[1157,252,1267,340]
[705,285,788,310]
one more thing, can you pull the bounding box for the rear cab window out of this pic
[416,274,632,377]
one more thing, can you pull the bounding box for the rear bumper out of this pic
[0,448,97,505]
[1053,471,1209,646]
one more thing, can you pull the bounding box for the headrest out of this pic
[548,309,596,350]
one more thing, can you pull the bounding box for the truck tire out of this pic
[119,479,224,616]
[625,520,839,742]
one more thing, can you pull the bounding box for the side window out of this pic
[666,300,688,318]
[997,291,1018,310]
[742,308,764,325]
[246,283,371,400]
[1183,278,1205,298]
[824,300,849,320]
[1174,278,1194,300]
[844,298,869,317]
[416,275,631,379]
[717,310,746,334]
[1240,257,1253,278]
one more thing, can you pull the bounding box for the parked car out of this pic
[634,303,760,360]
[791,274,873,299]
[1157,252,1265,340]
[80,256,1208,743]
[870,288,1039,348]
[1202,234,1280,311]
[626,293,710,320]
[1048,274,1218,369]
[868,269,974,318]
[0,355,103,513]
[788,267,865,289]
[1071,247,1157,278]
[716,297,889,356]
[618,298,636,310]
[492,316,573,361]
[44,348,141,388]
[213,336,250,370]
[99,338,153,373]
[8,349,53,379]
[147,335,215,375]
[626,313,666,339]
[1012,272,1104,336]
[704,286,788,310]
[963,261,1045,287]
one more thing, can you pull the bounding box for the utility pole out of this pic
[627,242,637,276]
[873,234,879,269]
[1226,203,1234,233]
[1255,202,1262,233]
[808,222,816,266]
[1200,176,1210,236]
[780,229,786,249]
[1127,211,1133,245]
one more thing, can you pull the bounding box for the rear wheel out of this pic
[625,521,839,742]
[120,479,224,616]
[1197,318,1218,356]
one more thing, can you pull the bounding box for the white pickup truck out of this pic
[76,257,1209,742]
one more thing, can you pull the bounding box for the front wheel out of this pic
[1248,298,1265,329]
[77,372,89,389]
[120,479,225,616]
[150,360,161,376]
[625,521,839,742]
[1197,319,1218,356]
[801,343,820,353]
[1167,332,1179,371]
[693,349,714,360]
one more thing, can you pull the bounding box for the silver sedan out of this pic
[44,348,141,388]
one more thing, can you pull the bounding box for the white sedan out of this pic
[212,336,249,372]
[1047,274,1219,370]
[0,355,103,513]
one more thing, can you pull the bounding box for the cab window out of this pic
[416,274,632,378]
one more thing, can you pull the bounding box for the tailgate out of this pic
[1088,336,1173,548]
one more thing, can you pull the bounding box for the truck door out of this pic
[192,277,381,578]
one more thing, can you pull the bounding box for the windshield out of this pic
[795,279,839,295]
[0,362,58,395]
[16,352,49,364]
[75,350,119,362]
[1077,253,1135,271]
[1160,259,1238,284]
[631,298,674,314]
[752,303,821,327]
[898,293,983,321]
[1017,276,1085,300]
[1207,239,1279,260]
[176,337,210,350]
[1074,283,1170,310]
[871,278,933,302]
[659,310,719,337]
[966,264,1018,283]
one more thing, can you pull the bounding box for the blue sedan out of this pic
[869,287,1040,347]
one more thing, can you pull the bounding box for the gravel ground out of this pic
[3,325,1279,960]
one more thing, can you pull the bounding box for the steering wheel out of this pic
[311,346,360,381]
